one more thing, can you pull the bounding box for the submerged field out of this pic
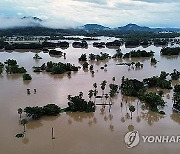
[0,36,180,154]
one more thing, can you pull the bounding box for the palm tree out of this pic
[100,80,107,97]
[67,95,72,101]
[21,119,28,133]
[122,76,125,83]
[17,108,23,119]
[79,92,83,98]
[105,94,109,103]
[129,105,135,119]
[112,77,115,84]
[93,89,98,102]
[93,83,97,90]
[88,90,94,100]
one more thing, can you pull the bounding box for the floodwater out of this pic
[0,37,180,154]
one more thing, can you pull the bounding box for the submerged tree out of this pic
[21,119,28,133]
[170,69,180,80]
[66,93,95,112]
[129,105,135,119]
[140,92,166,112]
[88,90,94,100]
[17,108,23,119]
[23,73,32,80]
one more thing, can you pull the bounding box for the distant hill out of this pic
[118,23,152,31]
[81,24,110,30]
[0,19,180,36]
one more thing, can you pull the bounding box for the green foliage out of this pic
[79,54,87,61]
[140,92,166,111]
[5,59,17,66]
[93,83,97,89]
[151,57,157,64]
[33,67,42,72]
[43,104,61,116]
[170,69,180,80]
[13,43,43,49]
[24,104,61,119]
[0,66,3,74]
[143,71,172,89]
[154,39,168,46]
[109,83,119,97]
[89,52,110,61]
[83,62,89,69]
[17,108,23,115]
[125,39,140,47]
[4,44,14,50]
[129,105,136,112]
[33,61,78,74]
[106,40,121,47]
[21,119,28,125]
[5,65,27,74]
[23,74,32,80]
[89,53,96,60]
[73,41,88,48]
[0,40,9,49]
[88,90,94,99]
[24,106,44,119]
[33,53,42,59]
[121,78,145,97]
[173,84,180,107]
[0,62,4,67]
[96,52,110,61]
[158,90,164,97]
[135,62,143,68]
[174,85,180,93]
[66,93,95,112]
[123,50,154,58]
[90,65,94,71]
[112,49,123,58]
[173,93,180,105]
[160,47,180,55]
[4,59,27,74]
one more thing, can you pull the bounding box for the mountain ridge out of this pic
[1,16,180,32]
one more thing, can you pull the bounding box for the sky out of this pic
[0,0,180,28]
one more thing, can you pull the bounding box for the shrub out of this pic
[23,74,32,80]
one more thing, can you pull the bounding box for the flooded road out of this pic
[0,37,180,154]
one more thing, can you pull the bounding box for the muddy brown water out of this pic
[0,37,180,154]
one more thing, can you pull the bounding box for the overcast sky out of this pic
[0,0,179,28]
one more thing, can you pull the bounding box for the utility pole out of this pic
[52,127,55,139]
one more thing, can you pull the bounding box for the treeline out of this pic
[160,47,180,56]
[0,40,70,50]
[0,27,180,38]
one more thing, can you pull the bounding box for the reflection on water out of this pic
[171,113,180,124]
[66,112,94,122]
[27,120,43,130]
[0,37,180,154]
[6,74,22,80]
[128,124,134,131]
[22,136,29,144]
[141,110,165,126]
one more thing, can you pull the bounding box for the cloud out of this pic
[131,0,180,3]
[0,16,81,29]
[0,16,40,29]
[72,0,108,5]
[0,0,179,28]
